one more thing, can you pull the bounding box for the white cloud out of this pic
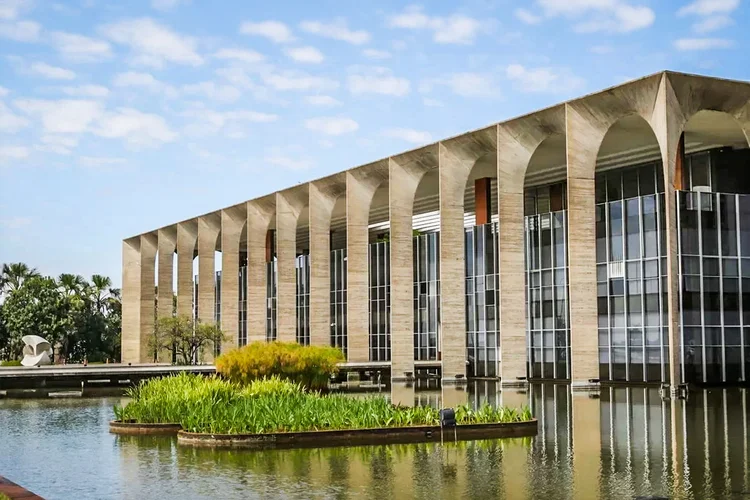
[383,128,432,144]
[15,98,103,133]
[285,46,324,64]
[678,0,739,16]
[535,0,655,33]
[112,71,179,97]
[240,20,294,43]
[61,84,110,97]
[101,18,203,67]
[304,116,358,136]
[0,0,31,20]
[424,72,499,98]
[151,0,187,11]
[214,48,264,64]
[362,48,391,59]
[29,62,76,80]
[0,145,29,163]
[388,6,483,44]
[674,37,733,50]
[423,97,443,107]
[265,155,313,171]
[305,95,341,106]
[0,101,29,132]
[0,216,31,229]
[181,107,278,137]
[93,107,177,148]
[506,64,585,93]
[299,19,370,44]
[38,135,78,155]
[182,81,241,102]
[515,8,543,24]
[0,86,7,96]
[0,19,40,41]
[348,67,410,96]
[261,70,338,92]
[49,32,112,62]
[692,15,733,33]
[79,156,127,168]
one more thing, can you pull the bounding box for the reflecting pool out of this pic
[0,383,748,499]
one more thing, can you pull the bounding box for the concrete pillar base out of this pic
[500,379,529,389]
[570,380,601,393]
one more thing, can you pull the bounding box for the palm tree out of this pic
[90,274,113,314]
[0,262,40,295]
[58,273,87,297]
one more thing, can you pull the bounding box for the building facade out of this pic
[122,71,750,388]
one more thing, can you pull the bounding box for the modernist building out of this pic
[122,71,750,389]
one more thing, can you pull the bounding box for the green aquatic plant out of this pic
[114,373,533,435]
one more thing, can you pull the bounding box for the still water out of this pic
[0,383,748,500]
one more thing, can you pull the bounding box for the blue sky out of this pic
[0,0,748,287]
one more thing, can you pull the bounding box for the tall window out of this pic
[414,232,440,361]
[466,223,499,377]
[330,249,347,355]
[369,241,391,361]
[295,255,310,345]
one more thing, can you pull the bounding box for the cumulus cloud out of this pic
[151,0,188,11]
[383,128,432,144]
[692,15,733,33]
[29,62,76,80]
[101,18,203,67]
[182,81,242,102]
[181,107,278,137]
[37,135,79,155]
[674,37,733,50]
[515,8,542,24]
[299,19,370,44]
[284,46,324,64]
[304,116,358,135]
[261,70,338,92]
[0,145,29,163]
[0,0,32,20]
[0,101,29,132]
[388,6,484,44]
[213,48,264,64]
[0,19,40,41]
[348,67,410,96]
[49,32,112,62]
[265,155,313,171]
[0,85,7,96]
[240,20,294,43]
[362,48,391,59]
[305,95,342,106]
[79,156,127,168]
[112,71,179,98]
[505,64,585,93]
[61,85,110,97]
[15,98,103,133]
[422,72,499,98]
[678,0,739,16]
[523,0,655,33]
[93,108,178,148]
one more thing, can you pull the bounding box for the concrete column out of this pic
[247,197,275,343]
[309,177,345,348]
[221,206,245,351]
[157,227,176,320]
[121,233,157,363]
[390,150,435,380]
[276,188,308,343]
[347,162,388,363]
[176,221,197,318]
[566,103,606,387]
[198,215,220,329]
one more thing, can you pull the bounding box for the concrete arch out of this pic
[389,144,439,380]
[309,173,347,349]
[176,221,198,318]
[347,159,389,363]
[221,203,246,351]
[246,195,276,343]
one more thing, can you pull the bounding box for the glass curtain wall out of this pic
[595,162,668,382]
[678,149,750,384]
[414,232,440,361]
[330,249,347,355]
[214,270,221,356]
[525,183,570,379]
[369,241,391,361]
[295,255,310,345]
[239,266,247,347]
[266,261,277,341]
[465,223,499,377]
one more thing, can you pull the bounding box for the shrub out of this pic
[215,342,344,389]
[1,359,22,366]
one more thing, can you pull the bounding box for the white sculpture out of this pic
[21,335,53,367]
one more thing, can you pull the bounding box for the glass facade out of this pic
[465,222,499,377]
[369,241,391,361]
[595,162,669,382]
[295,255,310,345]
[413,232,440,361]
[330,249,347,355]
[266,261,277,341]
[214,270,221,356]
[239,266,247,347]
[525,183,570,380]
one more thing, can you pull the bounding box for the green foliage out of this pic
[150,315,226,365]
[215,341,345,389]
[0,263,121,363]
[1,359,22,366]
[114,373,533,434]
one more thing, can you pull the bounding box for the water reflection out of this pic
[0,383,748,499]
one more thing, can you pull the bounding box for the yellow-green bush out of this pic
[215,342,344,389]
[1,360,22,367]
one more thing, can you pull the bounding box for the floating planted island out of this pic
[111,343,537,449]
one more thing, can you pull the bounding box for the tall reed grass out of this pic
[114,373,533,434]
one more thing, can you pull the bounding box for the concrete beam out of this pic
[347,160,389,363]
[176,221,197,318]
[276,186,308,343]
[221,205,245,351]
[246,196,275,343]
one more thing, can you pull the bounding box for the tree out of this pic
[150,315,225,365]
[0,262,40,296]
[0,303,9,360]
